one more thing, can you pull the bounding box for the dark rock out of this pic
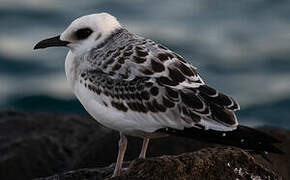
[35,147,279,180]
[0,110,111,180]
[0,111,288,180]
[119,147,279,180]
[253,127,290,179]
[35,166,114,180]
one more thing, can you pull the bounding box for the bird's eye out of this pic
[75,28,93,40]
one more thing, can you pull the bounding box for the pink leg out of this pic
[139,137,150,159]
[112,132,128,177]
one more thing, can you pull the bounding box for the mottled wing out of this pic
[79,68,184,131]
[84,29,240,132]
[120,37,240,131]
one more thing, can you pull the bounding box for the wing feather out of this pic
[84,30,240,132]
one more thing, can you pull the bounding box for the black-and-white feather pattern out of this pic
[80,28,240,132]
[35,14,282,179]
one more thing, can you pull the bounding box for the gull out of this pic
[34,13,282,177]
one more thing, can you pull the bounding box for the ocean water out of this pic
[0,0,290,129]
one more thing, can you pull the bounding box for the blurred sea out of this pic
[0,0,290,129]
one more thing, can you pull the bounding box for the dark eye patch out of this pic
[75,28,93,40]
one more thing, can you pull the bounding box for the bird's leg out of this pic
[139,137,150,159]
[112,132,128,177]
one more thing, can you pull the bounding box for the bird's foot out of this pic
[112,168,128,177]
[111,162,129,177]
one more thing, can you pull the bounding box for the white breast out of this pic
[64,51,76,89]
[65,51,127,131]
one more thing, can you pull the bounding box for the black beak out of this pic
[34,35,69,49]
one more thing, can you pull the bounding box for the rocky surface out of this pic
[0,111,288,180]
[36,147,279,180]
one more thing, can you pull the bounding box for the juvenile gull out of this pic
[34,13,282,177]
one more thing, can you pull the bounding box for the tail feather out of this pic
[157,125,283,154]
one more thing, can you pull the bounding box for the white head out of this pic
[61,13,121,51]
[34,13,122,53]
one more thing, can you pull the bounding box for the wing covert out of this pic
[83,29,240,132]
